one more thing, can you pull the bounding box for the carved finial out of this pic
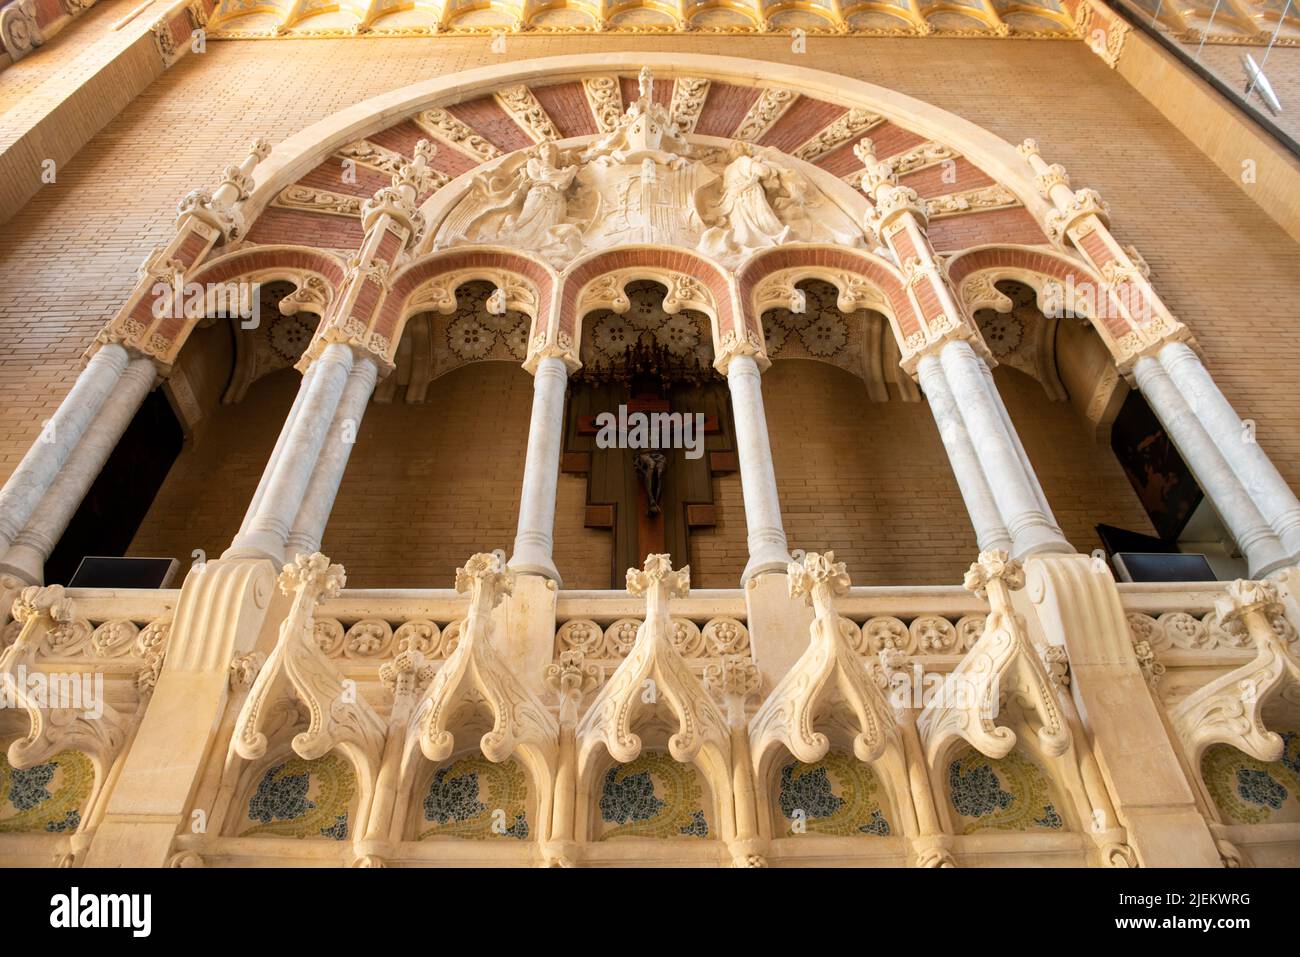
[627,553,689,600]
[249,138,272,162]
[379,648,436,700]
[413,137,437,165]
[544,649,600,725]
[1016,138,1040,163]
[962,549,1024,602]
[1216,579,1283,627]
[455,551,513,609]
[788,551,850,619]
[10,584,72,628]
[279,552,346,599]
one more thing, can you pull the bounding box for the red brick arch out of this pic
[944,244,1130,341]
[737,244,919,348]
[378,246,558,347]
[560,246,740,353]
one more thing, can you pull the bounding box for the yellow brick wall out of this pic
[4,34,1298,588]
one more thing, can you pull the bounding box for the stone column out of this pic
[508,355,569,585]
[855,137,1069,561]
[0,357,157,584]
[239,360,319,538]
[916,353,1013,553]
[0,343,131,555]
[285,356,379,558]
[1158,341,1300,564]
[1132,355,1288,577]
[223,342,355,565]
[939,340,1071,558]
[726,353,792,582]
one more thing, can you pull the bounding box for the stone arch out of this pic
[945,243,1138,359]
[405,747,539,842]
[225,746,361,842]
[738,244,920,361]
[241,53,1054,232]
[377,245,558,361]
[561,246,739,370]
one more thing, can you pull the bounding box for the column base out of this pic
[221,533,287,567]
[0,547,41,586]
[508,546,562,587]
[741,543,791,585]
[1008,528,1075,562]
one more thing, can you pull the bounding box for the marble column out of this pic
[1158,341,1300,564]
[0,343,131,554]
[938,339,1072,559]
[285,356,379,559]
[509,355,568,585]
[224,342,355,565]
[1132,354,1288,577]
[726,354,791,582]
[0,357,157,584]
[239,360,319,538]
[916,353,1013,553]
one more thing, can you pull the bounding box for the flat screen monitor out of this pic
[1112,552,1218,583]
[67,556,178,589]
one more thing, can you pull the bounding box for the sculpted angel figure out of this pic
[699,142,791,256]
[435,142,583,262]
[769,162,864,248]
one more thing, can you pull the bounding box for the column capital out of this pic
[360,139,436,245]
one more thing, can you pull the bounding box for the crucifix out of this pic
[563,340,737,587]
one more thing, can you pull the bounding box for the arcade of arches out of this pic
[1,43,1300,869]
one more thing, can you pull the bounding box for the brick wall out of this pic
[5,34,1299,589]
[687,359,1154,590]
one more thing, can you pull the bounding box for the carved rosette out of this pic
[1,0,44,63]
[575,555,729,775]
[748,552,901,771]
[917,550,1071,766]
[1169,579,1300,766]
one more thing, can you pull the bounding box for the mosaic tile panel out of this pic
[947,745,1066,834]
[419,754,530,840]
[775,750,892,837]
[0,748,92,834]
[1201,731,1300,825]
[597,750,712,840]
[237,753,356,841]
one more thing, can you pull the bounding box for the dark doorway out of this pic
[45,389,184,585]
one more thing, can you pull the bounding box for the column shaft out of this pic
[509,356,568,584]
[224,342,355,564]
[916,353,1013,553]
[0,357,156,584]
[1133,355,1287,577]
[285,357,379,558]
[939,340,1071,558]
[1159,342,1300,561]
[239,359,319,537]
[726,354,791,582]
[0,343,130,552]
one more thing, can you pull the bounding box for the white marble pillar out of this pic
[285,357,379,558]
[916,353,1013,553]
[938,339,1071,558]
[224,342,355,565]
[0,343,131,554]
[239,360,319,538]
[0,357,157,584]
[1132,354,1288,577]
[1158,341,1300,563]
[726,354,791,583]
[509,356,568,584]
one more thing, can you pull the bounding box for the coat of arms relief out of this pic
[433,68,864,267]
